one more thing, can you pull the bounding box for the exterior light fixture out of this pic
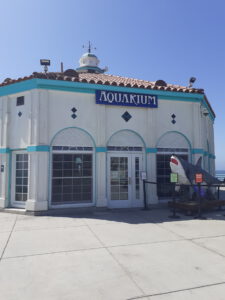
[189,77,196,88]
[40,59,51,73]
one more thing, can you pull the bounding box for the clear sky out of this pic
[0,0,225,169]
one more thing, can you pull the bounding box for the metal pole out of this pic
[142,179,149,210]
[217,185,220,201]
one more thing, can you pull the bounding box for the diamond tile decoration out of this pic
[71,107,77,113]
[122,111,132,122]
[171,114,176,119]
[18,112,22,117]
[172,119,176,124]
[71,114,77,119]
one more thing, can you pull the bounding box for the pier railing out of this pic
[143,180,225,219]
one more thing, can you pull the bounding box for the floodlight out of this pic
[40,59,51,73]
[40,59,50,66]
[189,77,196,88]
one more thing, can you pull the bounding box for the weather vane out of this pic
[83,41,96,53]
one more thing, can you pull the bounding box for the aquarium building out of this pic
[0,51,216,212]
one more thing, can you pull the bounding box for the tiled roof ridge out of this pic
[0,71,215,117]
[0,71,205,95]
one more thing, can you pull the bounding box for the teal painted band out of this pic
[0,148,10,153]
[27,145,50,152]
[209,154,216,159]
[191,148,204,154]
[76,66,104,73]
[96,147,107,152]
[146,148,157,153]
[0,78,204,100]
[0,78,214,120]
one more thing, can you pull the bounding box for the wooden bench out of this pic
[168,200,225,215]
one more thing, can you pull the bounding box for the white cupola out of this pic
[76,41,108,74]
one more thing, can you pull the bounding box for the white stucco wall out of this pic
[0,86,216,210]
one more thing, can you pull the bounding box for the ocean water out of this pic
[216,170,225,181]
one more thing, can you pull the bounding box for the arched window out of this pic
[50,128,95,206]
[156,131,191,198]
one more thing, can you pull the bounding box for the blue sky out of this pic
[0,0,225,169]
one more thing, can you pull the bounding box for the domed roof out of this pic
[76,48,107,74]
[81,52,97,58]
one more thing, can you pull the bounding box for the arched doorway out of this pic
[107,130,146,208]
[50,127,95,207]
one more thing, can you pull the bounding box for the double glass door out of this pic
[108,153,143,208]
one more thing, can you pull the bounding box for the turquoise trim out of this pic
[0,148,10,153]
[11,148,26,151]
[7,151,12,208]
[0,78,214,119]
[0,79,37,97]
[156,131,192,150]
[107,129,147,149]
[96,147,107,152]
[50,126,96,148]
[156,130,193,163]
[191,148,204,154]
[27,145,50,152]
[146,148,157,153]
[76,66,104,73]
[209,154,216,159]
[49,126,97,207]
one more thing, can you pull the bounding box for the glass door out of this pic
[11,152,29,208]
[108,153,143,208]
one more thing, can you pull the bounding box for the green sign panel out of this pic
[170,173,178,183]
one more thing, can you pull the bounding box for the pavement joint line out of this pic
[154,222,187,240]
[85,222,146,297]
[189,238,225,259]
[5,232,222,262]
[153,222,225,259]
[156,222,225,259]
[12,223,88,232]
[127,280,225,299]
[191,233,225,241]
[1,245,107,260]
[0,237,188,261]
[0,215,18,264]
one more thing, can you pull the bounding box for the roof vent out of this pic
[3,78,12,83]
[63,69,78,77]
[155,80,167,87]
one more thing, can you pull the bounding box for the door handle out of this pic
[128,177,132,185]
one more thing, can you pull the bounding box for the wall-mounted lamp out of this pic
[201,106,209,117]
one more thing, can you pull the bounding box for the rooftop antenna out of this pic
[82,41,96,53]
[40,59,50,73]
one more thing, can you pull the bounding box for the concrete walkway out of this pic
[1,209,225,299]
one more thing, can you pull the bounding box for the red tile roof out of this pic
[0,70,215,117]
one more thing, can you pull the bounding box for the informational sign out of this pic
[140,171,147,180]
[195,173,203,183]
[96,90,158,108]
[170,173,178,183]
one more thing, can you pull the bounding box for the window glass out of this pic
[52,153,93,204]
[15,154,28,202]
